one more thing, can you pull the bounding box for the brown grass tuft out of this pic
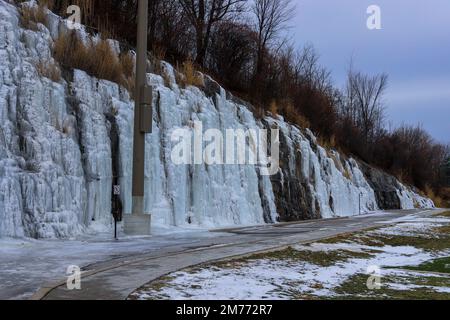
[149,46,165,76]
[343,167,352,180]
[36,60,61,82]
[318,135,337,151]
[120,52,134,79]
[153,45,167,62]
[269,100,278,116]
[281,103,310,129]
[425,185,444,208]
[53,31,135,92]
[20,3,48,30]
[176,59,203,88]
[39,0,55,11]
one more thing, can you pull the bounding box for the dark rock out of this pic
[267,123,321,221]
[202,75,221,98]
[226,91,256,112]
[358,161,402,209]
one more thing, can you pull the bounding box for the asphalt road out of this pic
[23,209,444,300]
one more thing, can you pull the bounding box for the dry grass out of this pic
[176,59,204,88]
[20,3,48,31]
[318,135,337,151]
[153,45,167,62]
[282,103,310,129]
[437,211,450,218]
[91,40,123,83]
[343,167,352,180]
[269,100,278,116]
[119,51,135,94]
[53,31,135,92]
[161,71,172,88]
[36,60,61,82]
[38,0,56,10]
[438,188,450,208]
[425,185,445,208]
[120,52,134,79]
[149,46,166,76]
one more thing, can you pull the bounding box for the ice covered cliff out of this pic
[0,0,434,238]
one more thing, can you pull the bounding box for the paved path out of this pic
[34,209,445,300]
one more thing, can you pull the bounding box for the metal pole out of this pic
[125,0,152,235]
[132,0,148,203]
[359,192,362,215]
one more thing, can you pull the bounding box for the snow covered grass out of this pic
[438,211,450,218]
[129,215,450,300]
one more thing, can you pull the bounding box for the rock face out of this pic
[359,162,434,210]
[358,163,402,210]
[267,118,378,221]
[0,1,434,238]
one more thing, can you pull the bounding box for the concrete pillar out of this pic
[125,0,151,235]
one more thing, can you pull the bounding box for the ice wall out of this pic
[111,64,276,228]
[0,1,88,238]
[0,0,434,238]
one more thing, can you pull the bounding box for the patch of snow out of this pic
[370,216,450,237]
[387,281,450,294]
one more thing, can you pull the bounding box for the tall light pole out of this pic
[124,0,153,235]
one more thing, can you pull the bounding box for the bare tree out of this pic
[178,0,247,66]
[251,0,295,76]
[208,22,256,90]
[343,69,388,142]
[147,0,192,61]
[390,125,447,188]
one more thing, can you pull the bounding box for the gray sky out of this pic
[291,0,450,143]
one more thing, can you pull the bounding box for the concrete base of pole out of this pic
[124,214,151,235]
[124,197,151,235]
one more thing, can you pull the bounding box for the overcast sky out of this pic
[291,0,450,144]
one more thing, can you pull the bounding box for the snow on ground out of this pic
[386,271,450,294]
[369,221,447,238]
[130,215,450,300]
